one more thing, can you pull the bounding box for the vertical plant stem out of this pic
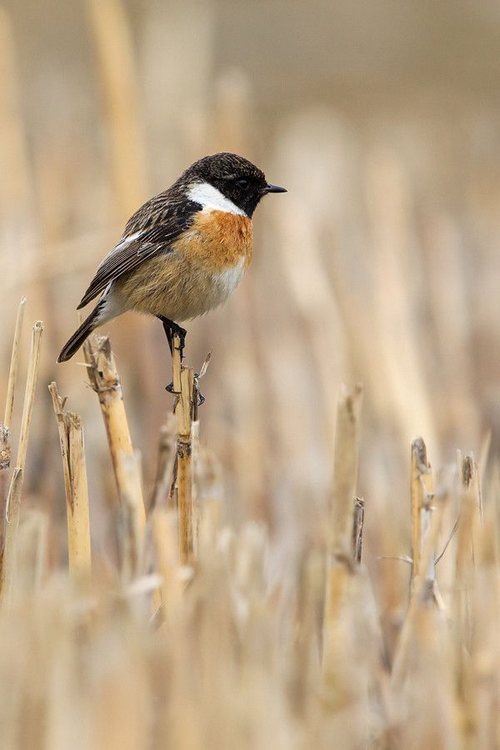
[83,335,145,541]
[172,334,194,565]
[150,413,177,512]
[391,493,446,689]
[49,383,92,584]
[322,384,363,678]
[15,321,43,474]
[3,296,26,431]
[0,468,23,603]
[410,437,433,582]
[1,321,43,598]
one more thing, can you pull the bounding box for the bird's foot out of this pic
[170,322,187,360]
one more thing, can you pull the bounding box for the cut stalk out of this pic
[3,296,26,431]
[150,413,177,512]
[49,382,91,583]
[410,437,433,582]
[15,320,43,474]
[0,468,22,603]
[322,384,363,680]
[391,490,446,689]
[171,333,194,565]
[1,320,43,598]
[83,335,145,531]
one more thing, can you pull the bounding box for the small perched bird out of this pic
[57,152,286,363]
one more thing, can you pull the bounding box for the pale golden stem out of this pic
[49,382,91,584]
[391,492,447,689]
[410,437,433,583]
[150,413,177,512]
[322,384,363,679]
[83,335,145,542]
[0,467,22,602]
[3,296,26,430]
[170,333,194,565]
[15,321,43,474]
[328,383,363,559]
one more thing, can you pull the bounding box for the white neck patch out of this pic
[188,182,247,217]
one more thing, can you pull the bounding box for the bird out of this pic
[57,152,286,364]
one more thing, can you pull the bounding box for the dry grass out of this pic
[1,2,500,748]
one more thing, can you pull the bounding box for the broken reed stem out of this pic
[49,383,91,583]
[328,383,363,558]
[391,489,447,690]
[1,300,27,508]
[322,384,363,678]
[410,437,433,581]
[0,468,23,602]
[15,320,43,474]
[1,321,43,597]
[150,413,177,511]
[455,454,481,705]
[3,296,26,430]
[172,333,194,565]
[83,335,145,538]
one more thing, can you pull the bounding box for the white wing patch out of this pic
[188,182,246,217]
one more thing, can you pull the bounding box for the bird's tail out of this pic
[57,304,101,363]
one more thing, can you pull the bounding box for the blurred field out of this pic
[1,1,500,747]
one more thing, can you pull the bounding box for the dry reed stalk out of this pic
[150,412,177,512]
[327,383,363,559]
[1,321,43,598]
[322,384,363,680]
[83,335,145,532]
[86,0,147,219]
[0,467,22,602]
[15,321,44,474]
[391,490,447,690]
[49,382,91,583]
[0,297,26,507]
[171,333,195,565]
[410,437,433,583]
[3,296,26,432]
[454,454,482,729]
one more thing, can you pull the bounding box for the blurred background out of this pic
[1,0,500,581]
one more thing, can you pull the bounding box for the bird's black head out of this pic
[182,152,286,217]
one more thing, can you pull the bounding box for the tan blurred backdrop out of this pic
[1,0,500,572]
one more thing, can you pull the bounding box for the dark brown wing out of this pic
[77,188,201,309]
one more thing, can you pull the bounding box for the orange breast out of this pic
[174,210,253,271]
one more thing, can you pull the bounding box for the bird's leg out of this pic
[157,316,187,395]
[157,316,186,358]
[157,317,205,406]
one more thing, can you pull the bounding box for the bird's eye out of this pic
[236,178,249,189]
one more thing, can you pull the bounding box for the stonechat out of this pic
[57,152,286,363]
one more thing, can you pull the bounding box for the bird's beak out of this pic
[264,183,287,194]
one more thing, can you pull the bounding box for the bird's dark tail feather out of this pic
[57,305,101,363]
